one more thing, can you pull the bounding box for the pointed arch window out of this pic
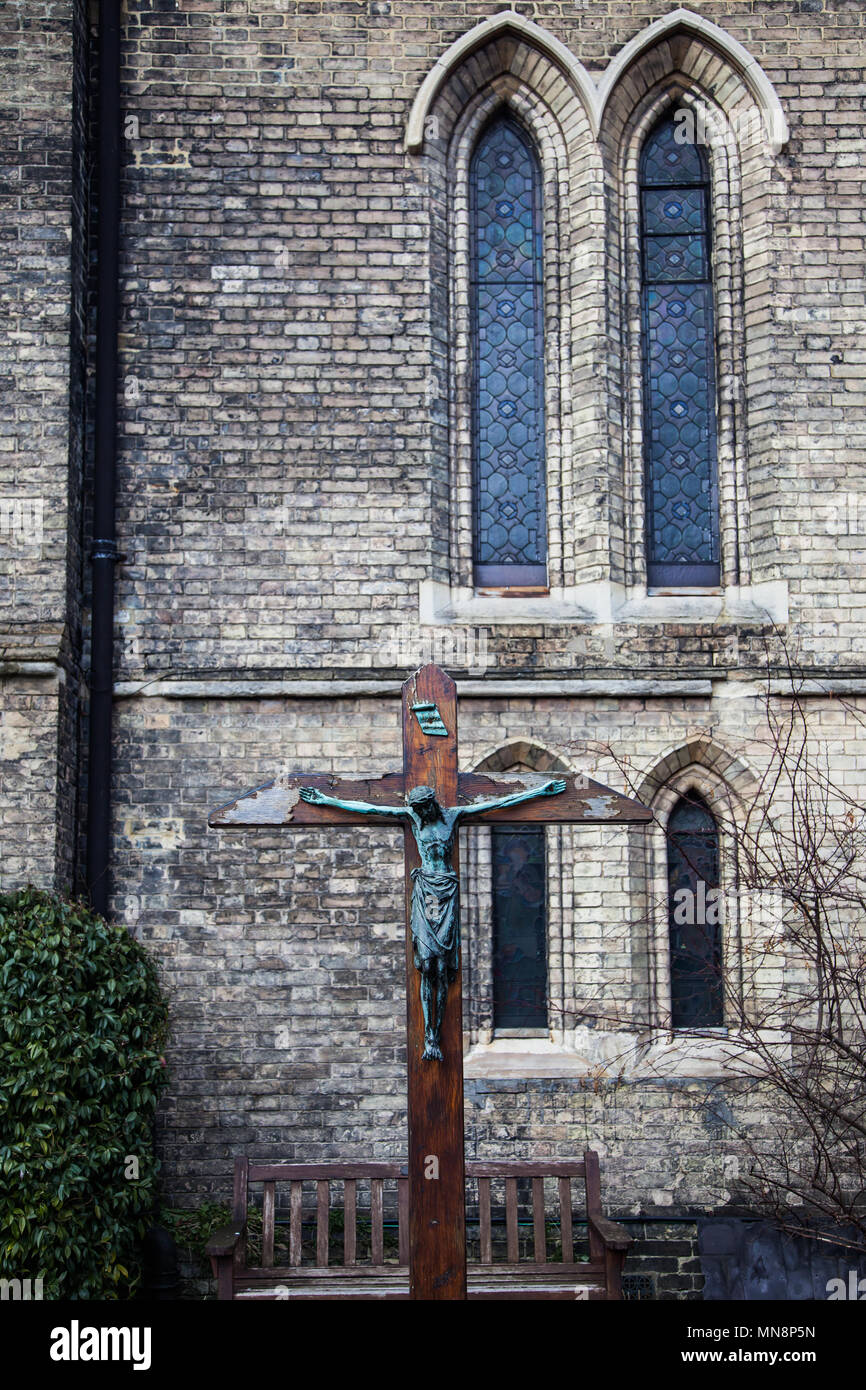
[641,114,720,587]
[667,795,723,1028]
[470,116,547,588]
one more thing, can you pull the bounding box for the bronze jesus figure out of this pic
[299,778,566,1059]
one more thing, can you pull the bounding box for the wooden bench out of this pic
[207,1150,631,1300]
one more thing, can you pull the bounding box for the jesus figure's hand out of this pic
[299,787,324,803]
[543,779,567,796]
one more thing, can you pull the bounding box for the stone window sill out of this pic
[464,1037,594,1079]
[421,579,788,628]
[464,1028,779,1081]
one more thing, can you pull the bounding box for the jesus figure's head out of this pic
[406,785,440,820]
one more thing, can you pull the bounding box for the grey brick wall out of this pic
[0,0,86,891]
[3,2,866,1297]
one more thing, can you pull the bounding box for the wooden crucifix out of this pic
[209,664,651,1300]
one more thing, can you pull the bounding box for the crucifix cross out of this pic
[209,664,651,1300]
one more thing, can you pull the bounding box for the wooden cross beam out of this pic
[209,664,651,1300]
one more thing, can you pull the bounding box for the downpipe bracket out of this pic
[89,538,126,563]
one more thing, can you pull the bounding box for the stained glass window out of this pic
[470,117,547,587]
[667,795,723,1028]
[641,113,720,587]
[491,825,547,1029]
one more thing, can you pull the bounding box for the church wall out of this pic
[2,0,866,1296]
[112,688,864,1258]
[0,0,87,891]
[98,0,866,1293]
[109,1,866,683]
[0,678,66,887]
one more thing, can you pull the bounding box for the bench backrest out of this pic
[232,1153,603,1274]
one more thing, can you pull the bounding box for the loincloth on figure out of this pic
[410,867,459,979]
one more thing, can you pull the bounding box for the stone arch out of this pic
[635,737,760,822]
[596,8,788,153]
[405,9,788,152]
[473,739,571,775]
[404,11,596,154]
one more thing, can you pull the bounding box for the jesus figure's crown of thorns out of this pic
[407,785,437,805]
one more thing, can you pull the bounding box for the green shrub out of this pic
[0,888,169,1298]
[159,1201,232,1270]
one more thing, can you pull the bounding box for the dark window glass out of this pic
[470,117,547,588]
[491,824,547,1028]
[641,113,720,587]
[667,795,723,1028]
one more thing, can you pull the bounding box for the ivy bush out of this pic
[0,889,169,1298]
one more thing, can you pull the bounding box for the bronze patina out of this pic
[299,777,566,1059]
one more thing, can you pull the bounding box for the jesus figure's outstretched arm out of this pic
[454,778,567,820]
[299,787,409,819]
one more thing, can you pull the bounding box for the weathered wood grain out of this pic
[209,771,651,828]
[210,1152,630,1300]
[402,664,467,1301]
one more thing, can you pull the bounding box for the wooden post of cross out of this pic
[209,664,651,1300]
[401,663,465,1300]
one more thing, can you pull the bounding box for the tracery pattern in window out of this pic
[470,117,547,587]
[641,113,720,587]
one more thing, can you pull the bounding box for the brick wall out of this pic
[2,1,866,1296]
[0,0,87,891]
[102,0,866,679]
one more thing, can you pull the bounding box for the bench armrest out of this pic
[588,1213,632,1253]
[205,1224,245,1259]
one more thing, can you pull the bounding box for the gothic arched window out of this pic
[641,114,720,587]
[470,117,547,588]
[667,795,723,1028]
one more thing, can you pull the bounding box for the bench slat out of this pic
[232,1157,249,1273]
[242,1264,408,1280]
[505,1178,518,1263]
[478,1177,492,1265]
[345,1179,357,1266]
[235,1286,602,1302]
[317,1181,329,1266]
[249,1163,406,1181]
[238,1261,602,1281]
[235,1285,603,1302]
[397,1178,408,1266]
[532,1177,546,1263]
[248,1161,583,1182]
[466,1161,585,1178]
[262,1182,275,1268]
[584,1149,604,1264]
[371,1178,384,1266]
[559,1177,574,1264]
[290,1181,303,1267]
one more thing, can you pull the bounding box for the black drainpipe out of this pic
[87,1,121,917]
[85,4,180,1293]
